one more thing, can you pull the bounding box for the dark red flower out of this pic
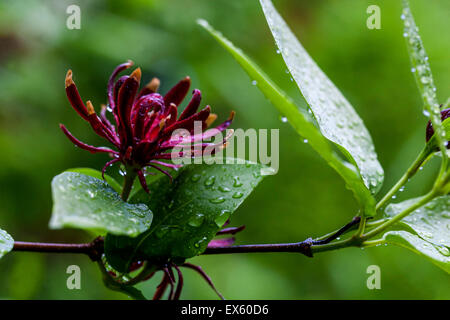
[425,107,450,148]
[61,61,234,193]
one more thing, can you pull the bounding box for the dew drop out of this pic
[204,176,216,187]
[436,246,450,257]
[219,186,231,193]
[280,116,288,123]
[194,237,208,248]
[191,174,201,182]
[420,76,429,84]
[251,80,257,86]
[303,139,308,143]
[232,177,242,188]
[209,196,225,204]
[188,213,205,227]
[419,231,433,239]
[232,191,244,199]
[215,209,231,227]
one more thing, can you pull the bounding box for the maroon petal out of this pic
[60,124,118,154]
[166,267,176,300]
[153,149,203,160]
[147,164,173,182]
[137,170,150,193]
[65,70,89,121]
[207,237,235,248]
[101,158,120,180]
[100,104,116,134]
[173,265,184,300]
[165,103,178,127]
[161,111,235,148]
[148,160,183,170]
[162,105,211,138]
[216,225,246,236]
[164,76,191,106]
[182,263,224,300]
[153,273,170,300]
[116,68,141,145]
[107,61,133,110]
[86,101,120,147]
[132,96,163,141]
[179,89,201,120]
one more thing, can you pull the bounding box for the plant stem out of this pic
[376,145,431,211]
[312,216,361,245]
[13,237,103,261]
[121,169,137,202]
[362,190,438,240]
[203,241,314,256]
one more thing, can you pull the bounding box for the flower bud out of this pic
[425,107,450,148]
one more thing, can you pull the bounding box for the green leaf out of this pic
[382,196,450,273]
[402,0,447,157]
[50,172,152,237]
[198,19,376,216]
[66,167,122,194]
[259,0,383,194]
[105,159,267,272]
[0,228,14,259]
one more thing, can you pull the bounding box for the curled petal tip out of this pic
[65,70,74,88]
[126,59,134,66]
[86,100,95,115]
[229,111,235,120]
[131,67,142,82]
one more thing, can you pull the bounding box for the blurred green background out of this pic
[0,0,449,299]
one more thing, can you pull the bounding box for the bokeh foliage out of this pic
[0,0,449,299]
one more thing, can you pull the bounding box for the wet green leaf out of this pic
[0,228,14,259]
[50,172,152,237]
[198,19,376,216]
[259,0,383,194]
[402,0,446,156]
[66,167,122,194]
[382,196,450,273]
[105,159,267,272]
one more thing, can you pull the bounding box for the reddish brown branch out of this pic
[11,217,361,260]
[13,237,104,261]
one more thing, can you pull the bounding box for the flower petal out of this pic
[107,61,133,110]
[207,237,235,248]
[59,124,117,154]
[65,70,89,121]
[178,89,201,120]
[116,69,141,145]
[164,76,191,106]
